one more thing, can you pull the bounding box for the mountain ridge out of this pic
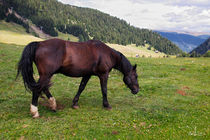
[156,30,210,37]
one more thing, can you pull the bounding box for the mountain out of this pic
[190,37,210,55]
[0,0,183,55]
[156,31,207,53]
[197,35,210,40]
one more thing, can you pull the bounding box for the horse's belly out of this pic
[59,65,95,77]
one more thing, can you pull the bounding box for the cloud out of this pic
[58,0,210,32]
[130,0,210,7]
[166,0,210,7]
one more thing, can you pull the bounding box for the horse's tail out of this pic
[16,41,40,92]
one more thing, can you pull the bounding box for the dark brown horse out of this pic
[17,38,139,118]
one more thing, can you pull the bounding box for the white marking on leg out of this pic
[48,97,57,111]
[30,104,39,118]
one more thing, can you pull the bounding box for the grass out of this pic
[57,31,79,42]
[0,42,209,139]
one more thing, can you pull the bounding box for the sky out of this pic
[58,0,210,33]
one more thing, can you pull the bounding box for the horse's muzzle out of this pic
[132,89,139,94]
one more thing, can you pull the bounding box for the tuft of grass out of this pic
[0,43,210,139]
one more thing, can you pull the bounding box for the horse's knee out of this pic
[48,97,57,111]
[30,104,39,118]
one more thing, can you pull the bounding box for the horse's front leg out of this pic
[72,76,91,109]
[99,73,112,110]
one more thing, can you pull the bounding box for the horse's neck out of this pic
[115,53,131,75]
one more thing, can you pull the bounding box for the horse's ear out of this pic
[133,64,137,70]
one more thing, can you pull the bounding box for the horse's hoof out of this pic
[72,105,79,109]
[48,97,57,111]
[104,106,112,110]
[32,112,40,118]
[32,115,40,119]
[30,104,40,118]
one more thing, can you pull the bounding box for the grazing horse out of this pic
[16,38,139,118]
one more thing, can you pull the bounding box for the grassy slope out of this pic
[0,43,209,139]
[0,20,79,45]
[0,21,42,45]
[57,31,79,42]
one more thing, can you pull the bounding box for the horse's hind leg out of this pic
[43,88,57,111]
[30,91,40,118]
[30,74,56,117]
[40,74,57,111]
[72,76,91,109]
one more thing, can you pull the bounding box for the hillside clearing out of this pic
[107,43,166,58]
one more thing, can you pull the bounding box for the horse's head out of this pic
[123,64,139,94]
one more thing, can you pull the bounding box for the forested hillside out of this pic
[190,37,210,55]
[1,0,183,55]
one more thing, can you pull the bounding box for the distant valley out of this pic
[156,31,210,52]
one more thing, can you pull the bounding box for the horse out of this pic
[16,38,139,118]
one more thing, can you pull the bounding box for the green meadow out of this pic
[0,42,209,139]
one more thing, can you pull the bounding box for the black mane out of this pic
[114,51,132,75]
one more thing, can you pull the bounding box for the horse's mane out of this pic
[112,49,132,75]
[88,40,132,75]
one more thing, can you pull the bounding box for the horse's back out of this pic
[62,40,117,76]
[35,39,118,76]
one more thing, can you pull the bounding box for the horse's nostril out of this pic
[132,89,139,94]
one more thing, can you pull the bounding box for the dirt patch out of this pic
[176,89,186,96]
[39,99,65,110]
[176,86,191,96]
[0,54,6,57]
[182,86,190,90]
[112,131,119,135]
[56,101,65,110]
[180,68,186,71]
[139,122,146,127]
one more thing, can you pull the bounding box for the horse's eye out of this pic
[126,77,131,84]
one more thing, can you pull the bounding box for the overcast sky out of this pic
[58,0,210,33]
